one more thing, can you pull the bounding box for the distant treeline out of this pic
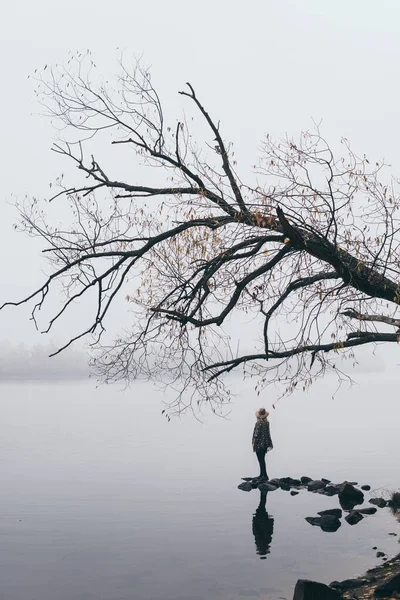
[0,342,89,381]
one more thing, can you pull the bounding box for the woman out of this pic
[252,408,273,480]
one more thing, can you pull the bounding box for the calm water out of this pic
[0,374,399,600]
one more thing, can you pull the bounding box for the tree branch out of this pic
[205,331,400,380]
[341,309,400,329]
[179,83,248,213]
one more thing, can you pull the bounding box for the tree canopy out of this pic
[4,53,400,415]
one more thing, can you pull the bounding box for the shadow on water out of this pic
[252,491,274,559]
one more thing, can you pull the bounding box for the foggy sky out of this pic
[1,0,400,376]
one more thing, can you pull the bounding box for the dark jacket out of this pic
[252,419,273,453]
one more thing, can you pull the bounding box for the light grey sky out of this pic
[1,0,400,374]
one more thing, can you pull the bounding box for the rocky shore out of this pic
[333,552,400,598]
[238,477,400,598]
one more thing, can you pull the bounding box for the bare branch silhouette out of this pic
[5,52,400,414]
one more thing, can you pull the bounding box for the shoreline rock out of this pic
[294,553,400,599]
[331,552,400,599]
[293,579,342,599]
[238,475,399,598]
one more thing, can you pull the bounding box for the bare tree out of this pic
[3,52,400,415]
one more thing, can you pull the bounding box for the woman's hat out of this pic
[256,407,269,420]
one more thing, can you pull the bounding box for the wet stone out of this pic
[307,480,327,492]
[330,577,366,590]
[369,497,387,508]
[345,511,364,526]
[258,483,278,492]
[301,476,312,485]
[268,478,280,487]
[318,508,342,519]
[323,485,340,496]
[238,481,252,492]
[293,579,343,599]
[358,507,377,515]
[338,482,364,509]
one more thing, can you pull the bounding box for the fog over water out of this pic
[1,372,399,600]
[0,343,88,381]
[1,2,400,599]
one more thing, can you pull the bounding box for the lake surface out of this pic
[0,373,399,600]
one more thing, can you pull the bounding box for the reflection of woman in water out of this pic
[252,491,274,559]
[252,408,273,480]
